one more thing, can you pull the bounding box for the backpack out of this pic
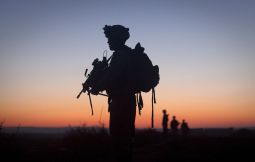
[129,43,160,128]
[129,43,159,93]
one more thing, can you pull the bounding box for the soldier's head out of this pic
[103,25,130,51]
[162,109,167,114]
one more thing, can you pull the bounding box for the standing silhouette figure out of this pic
[181,119,190,136]
[87,24,159,162]
[96,25,136,162]
[170,115,179,135]
[162,109,169,135]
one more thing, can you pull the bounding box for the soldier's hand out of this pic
[90,87,100,95]
[82,83,87,91]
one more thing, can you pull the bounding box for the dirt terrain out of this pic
[0,128,254,162]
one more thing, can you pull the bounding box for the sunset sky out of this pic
[1,0,255,128]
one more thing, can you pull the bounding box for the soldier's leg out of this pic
[109,95,136,162]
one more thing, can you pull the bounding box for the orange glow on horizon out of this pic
[1,88,255,128]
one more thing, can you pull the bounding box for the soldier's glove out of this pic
[90,87,100,95]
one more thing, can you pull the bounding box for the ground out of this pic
[0,127,254,162]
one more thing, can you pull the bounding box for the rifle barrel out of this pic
[77,89,84,99]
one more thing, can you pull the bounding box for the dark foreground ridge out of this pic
[0,127,254,162]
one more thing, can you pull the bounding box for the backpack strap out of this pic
[136,88,156,128]
[151,88,156,128]
[137,92,143,115]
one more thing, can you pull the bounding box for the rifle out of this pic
[76,68,94,115]
[77,51,110,115]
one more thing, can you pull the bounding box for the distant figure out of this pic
[170,116,179,135]
[162,109,169,135]
[181,119,190,136]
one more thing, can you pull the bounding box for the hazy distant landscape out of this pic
[2,126,255,136]
[1,126,254,162]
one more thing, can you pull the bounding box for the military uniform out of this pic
[106,45,136,138]
[103,25,136,162]
[162,110,169,134]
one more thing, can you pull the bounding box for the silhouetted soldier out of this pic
[95,25,136,162]
[181,119,190,136]
[162,109,169,135]
[85,24,158,162]
[170,116,179,135]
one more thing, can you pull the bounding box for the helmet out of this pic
[103,25,130,42]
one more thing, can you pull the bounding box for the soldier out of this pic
[86,24,158,161]
[181,119,190,136]
[170,115,179,135]
[162,109,169,135]
[91,25,136,162]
